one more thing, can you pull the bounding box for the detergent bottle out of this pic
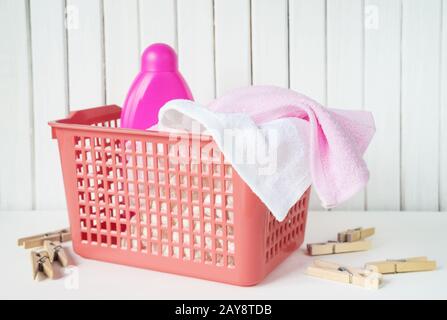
[120,43,193,129]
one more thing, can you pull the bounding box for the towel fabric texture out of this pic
[157,86,375,221]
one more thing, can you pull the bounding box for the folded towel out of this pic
[158,86,375,221]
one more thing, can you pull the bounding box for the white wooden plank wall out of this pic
[0,0,33,209]
[214,0,252,97]
[177,0,215,104]
[103,0,140,106]
[401,0,442,211]
[364,0,401,210]
[139,0,177,50]
[251,0,288,87]
[441,0,447,211]
[30,0,68,209]
[67,0,105,109]
[0,0,446,212]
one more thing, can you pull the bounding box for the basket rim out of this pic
[48,104,213,142]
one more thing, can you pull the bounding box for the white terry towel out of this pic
[157,99,311,222]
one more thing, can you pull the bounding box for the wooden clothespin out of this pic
[306,260,382,289]
[44,241,69,267]
[18,228,71,249]
[307,240,371,256]
[365,257,437,274]
[31,251,54,281]
[337,227,375,242]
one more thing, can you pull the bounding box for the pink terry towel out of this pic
[208,86,375,209]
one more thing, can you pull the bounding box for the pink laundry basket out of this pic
[49,105,310,286]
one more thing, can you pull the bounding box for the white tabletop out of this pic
[1,210,445,300]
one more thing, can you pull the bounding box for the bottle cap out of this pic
[141,43,178,72]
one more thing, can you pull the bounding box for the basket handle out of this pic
[62,105,122,125]
[49,105,122,139]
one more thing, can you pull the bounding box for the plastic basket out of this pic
[49,105,310,286]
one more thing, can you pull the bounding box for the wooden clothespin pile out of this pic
[305,226,437,289]
[18,228,71,249]
[18,228,71,281]
[337,227,375,243]
[307,260,382,290]
[365,256,436,274]
[307,227,375,256]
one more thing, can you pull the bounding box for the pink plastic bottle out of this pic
[120,43,193,129]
